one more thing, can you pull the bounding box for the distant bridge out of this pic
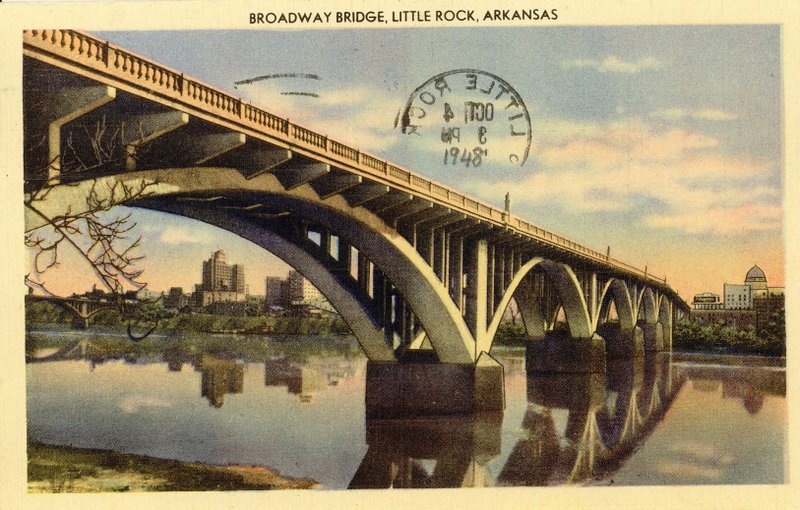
[26,293,120,329]
[23,30,689,413]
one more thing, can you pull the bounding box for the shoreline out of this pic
[27,443,320,492]
[670,351,786,368]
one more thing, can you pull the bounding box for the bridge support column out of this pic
[641,323,665,352]
[596,323,644,359]
[71,316,89,330]
[463,238,488,352]
[364,352,504,418]
[526,331,606,373]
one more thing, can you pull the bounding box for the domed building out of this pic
[744,264,768,299]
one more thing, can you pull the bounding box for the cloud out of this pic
[645,204,782,235]
[461,116,782,236]
[651,440,738,481]
[160,226,209,245]
[118,395,172,414]
[651,108,738,122]
[669,441,735,465]
[238,82,399,153]
[657,462,722,480]
[313,85,376,106]
[561,55,663,73]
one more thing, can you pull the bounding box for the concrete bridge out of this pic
[25,293,120,329]
[23,30,690,414]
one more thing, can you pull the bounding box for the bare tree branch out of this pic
[25,117,160,340]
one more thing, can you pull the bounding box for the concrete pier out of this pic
[597,323,644,359]
[364,352,504,418]
[525,331,606,373]
[640,322,665,351]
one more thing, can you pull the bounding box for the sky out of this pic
[29,26,784,301]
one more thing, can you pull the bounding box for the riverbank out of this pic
[28,443,319,492]
[671,351,785,368]
[25,324,363,363]
[25,302,352,336]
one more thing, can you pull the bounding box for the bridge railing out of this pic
[23,29,674,292]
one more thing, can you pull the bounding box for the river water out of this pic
[26,331,786,489]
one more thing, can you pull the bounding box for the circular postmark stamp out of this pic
[394,69,532,168]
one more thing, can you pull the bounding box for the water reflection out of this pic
[497,354,685,485]
[674,363,785,416]
[349,413,503,488]
[265,359,325,403]
[197,356,244,408]
[25,332,786,488]
[27,338,112,369]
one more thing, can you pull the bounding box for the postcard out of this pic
[1,0,798,508]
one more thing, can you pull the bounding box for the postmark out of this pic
[394,69,532,168]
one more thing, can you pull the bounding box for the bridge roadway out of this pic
[23,30,690,415]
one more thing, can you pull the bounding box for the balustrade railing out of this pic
[24,28,672,288]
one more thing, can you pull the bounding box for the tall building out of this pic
[231,264,246,294]
[201,250,245,293]
[264,276,284,308]
[194,250,247,312]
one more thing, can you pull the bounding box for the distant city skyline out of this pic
[25,26,784,302]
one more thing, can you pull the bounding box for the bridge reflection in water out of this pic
[501,354,679,485]
[349,413,503,488]
[349,353,684,488]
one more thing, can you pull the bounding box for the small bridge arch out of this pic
[486,258,593,351]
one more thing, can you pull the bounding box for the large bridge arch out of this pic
[486,258,593,351]
[636,288,664,352]
[33,298,88,320]
[25,167,478,364]
[150,203,397,361]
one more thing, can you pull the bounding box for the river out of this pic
[26,330,786,489]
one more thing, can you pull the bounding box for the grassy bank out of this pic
[28,443,318,492]
[672,311,785,357]
[26,301,352,335]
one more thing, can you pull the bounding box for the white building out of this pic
[287,270,324,304]
[724,283,752,310]
[692,292,722,310]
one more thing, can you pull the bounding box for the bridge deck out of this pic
[22,29,675,290]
